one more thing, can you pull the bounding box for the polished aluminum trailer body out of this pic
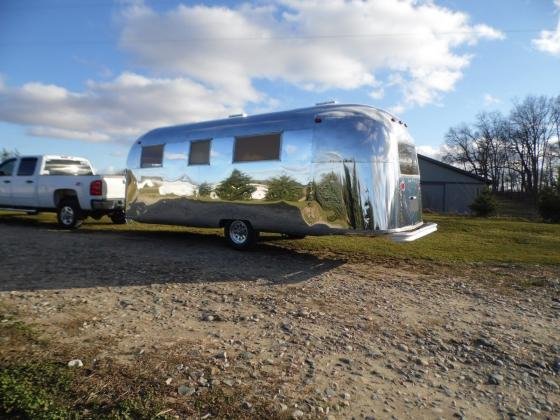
[126,104,433,238]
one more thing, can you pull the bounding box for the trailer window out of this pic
[44,159,94,175]
[17,158,38,176]
[398,143,419,175]
[234,133,281,162]
[189,140,211,165]
[140,145,164,168]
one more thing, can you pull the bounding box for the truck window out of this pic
[17,158,38,176]
[140,145,164,168]
[0,159,16,176]
[44,159,94,175]
[234,133,281,162]
[398,143,419,176]
[189,140,211,165]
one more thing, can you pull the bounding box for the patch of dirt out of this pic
[1,222,559,419]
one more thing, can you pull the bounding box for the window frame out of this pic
[43,159,94,176]
[233,132,282,163]
[397,143,419,176]
[140,144,165,168]
[0,158,17,177]
[17,157,38,176]
[188,139,211,166]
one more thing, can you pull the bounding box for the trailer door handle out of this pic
[3,180,10,184]
[26,180,34,184]
[409,196,417,200]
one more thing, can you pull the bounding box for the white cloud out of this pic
[369,88,385,100]
[417,145,441,159]
[532,1,560,56]
[0,72,256,142]
[483,93,501,106]
[416,144,451,160]
[120,0,503,109]
[0,0,503,143]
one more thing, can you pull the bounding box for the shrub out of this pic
[538,187,560,223]
[198,182,213,197]
[215,170,256,201]
[265,175,302,201]
[469,188,496,217]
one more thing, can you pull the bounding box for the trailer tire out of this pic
[224,220,257,250]
[110,209,127,225]
[57,199,83,229]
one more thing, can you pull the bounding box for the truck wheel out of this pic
[57,199,82,229]
[224,220,257,250]
[110,209,127,225]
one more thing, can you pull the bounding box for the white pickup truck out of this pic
[0,155,126,228]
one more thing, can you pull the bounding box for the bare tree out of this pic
[443,112,509,190]
[442,94,559,194]
[443,124,481,175]
[475,111,509,191]
[509,96,554,195]
[1,148,19,161]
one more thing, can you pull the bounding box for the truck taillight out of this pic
[90,180,103,196]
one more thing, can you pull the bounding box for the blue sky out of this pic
[1,0,559,173]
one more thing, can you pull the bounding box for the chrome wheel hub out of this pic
[60,206,75,225]
[229,220,248,245]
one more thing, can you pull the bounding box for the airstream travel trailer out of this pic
[125,103,437,249]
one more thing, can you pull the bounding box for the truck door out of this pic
[11,157,39,207]
[0,158,17,206]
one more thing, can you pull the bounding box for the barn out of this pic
[418,154,490,214]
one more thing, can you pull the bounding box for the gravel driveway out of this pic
[1,220,559,419]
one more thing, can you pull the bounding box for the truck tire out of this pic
[110,209,127,225]
[57,199,83,229]
[224,220,257,250]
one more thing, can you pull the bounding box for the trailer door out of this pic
[397,143,422,226]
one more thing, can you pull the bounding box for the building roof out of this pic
[418,154,491,184]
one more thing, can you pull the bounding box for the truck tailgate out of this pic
[103,176,126,199]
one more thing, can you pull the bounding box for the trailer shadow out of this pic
[0,216,346,292]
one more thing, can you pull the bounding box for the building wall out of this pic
[418,157,486,214]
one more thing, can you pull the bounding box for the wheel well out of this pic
[54,189,78,208]
[219,219,253,228]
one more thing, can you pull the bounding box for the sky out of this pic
[0,0,559,173]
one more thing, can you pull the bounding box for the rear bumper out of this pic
[91,199,124,211]
[389,222,437,242]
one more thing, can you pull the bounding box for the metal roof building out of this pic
[418,154,490,214]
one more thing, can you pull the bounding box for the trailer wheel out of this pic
[57,199,83,229]
[224,220,257,250]
[110,209,127,225]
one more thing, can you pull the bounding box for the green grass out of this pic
[0,303,283,420]
[0,363,72,420]
[0,305,169,420]
[1,211,559,265]
[281,214,560,265]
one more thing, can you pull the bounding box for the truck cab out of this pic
[0,155,126,228]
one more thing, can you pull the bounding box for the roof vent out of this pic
[315,100,337,106]
[228,113,247,118]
